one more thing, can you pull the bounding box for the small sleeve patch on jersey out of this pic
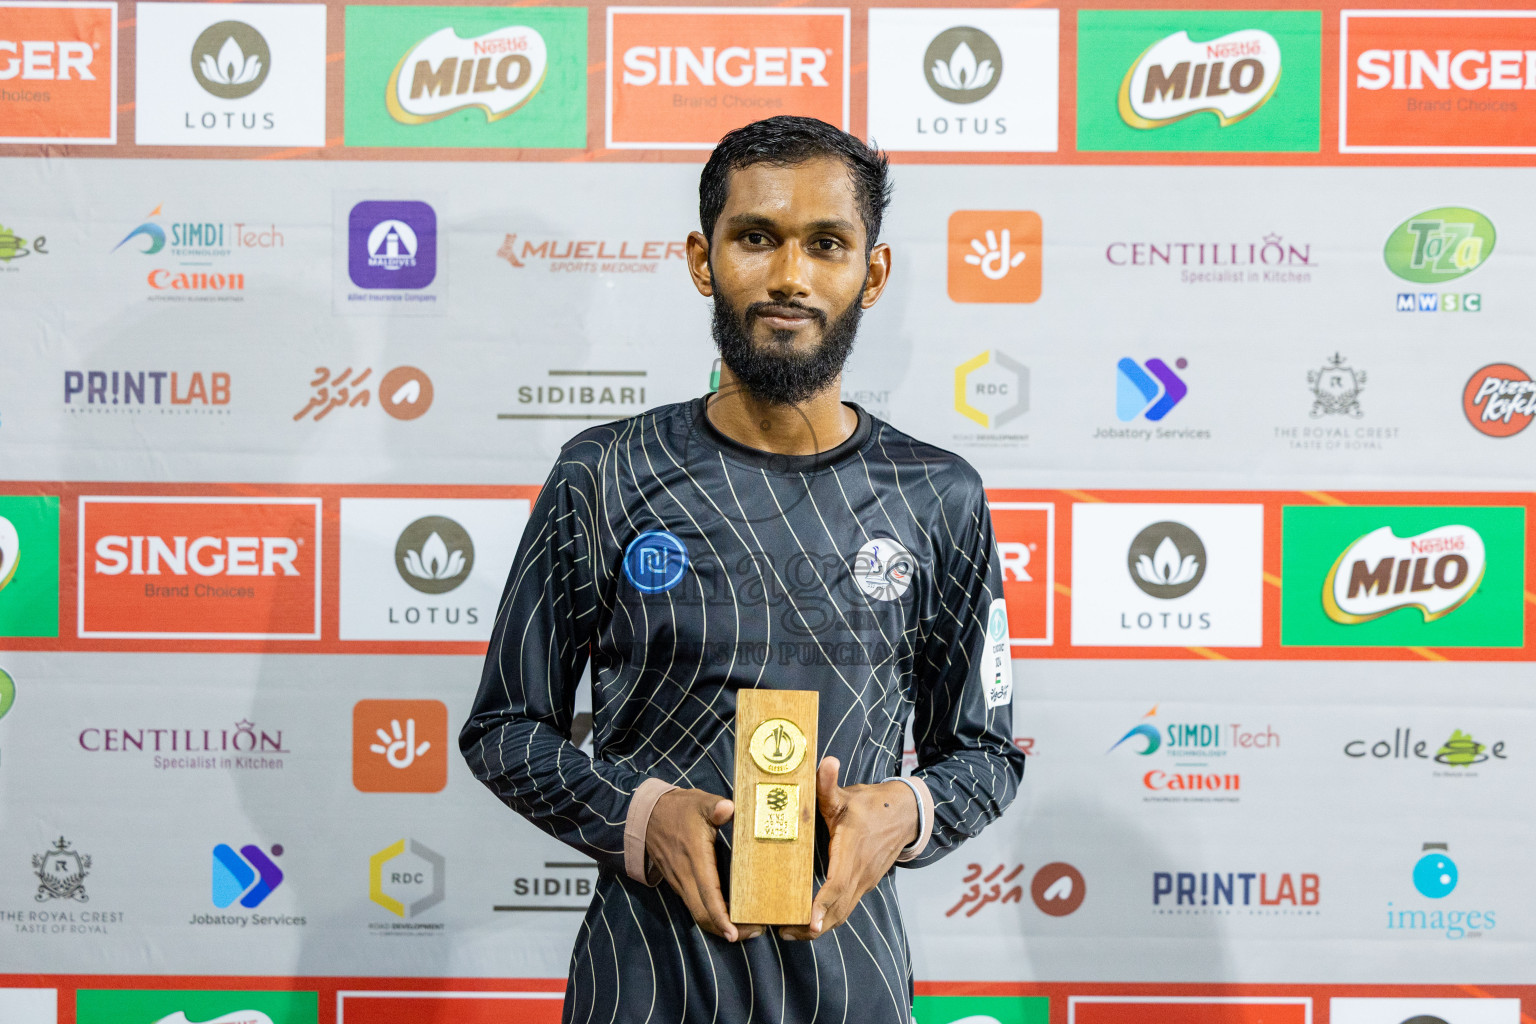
[982,599,1014,709]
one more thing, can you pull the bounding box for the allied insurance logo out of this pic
[1281,505,1525,648]
[77,496,321,640]
[1342,11,1536,154]
[0,1,116,144]
[1077,10,1320,152]
[607,6,850,149]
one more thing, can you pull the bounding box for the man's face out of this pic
[687,156,891,405]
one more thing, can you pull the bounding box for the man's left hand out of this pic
[778,756,918,941]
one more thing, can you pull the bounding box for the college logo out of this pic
[0,219,47,267]
[0,1,115,144]
[32,836,89,902]
[0,495,60,638]
[212,842,283,908]
[866,10,1057,152]
[1071,503,1264,647]
[1308,353,1365,418]
[623,530,690,595]
[1281,506,1525,648]
[1462,363,1533,438]
[1331,998,1521,1024]
[990,502,1053,646]
[607,7,848,149]
[1344,727,1508,771]
[1384,207,1494,285]
[1077,11,1320,152]
[349,201,437,290]
[1342,12,1536,153]
[370,838,445,921]
[353,699,448,793]
[78,496,321,640]
[76,991,319,1024]
[954,351,1027,429]
[1116,357,1187,421]
[852,537,915,602]
[344,6,586,149]
[947,211,1041,303]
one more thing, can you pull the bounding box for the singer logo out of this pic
[78,497,320,639]
[606,7,849,148]
[1342,12,1536,152]
[0,1,116,143]
[990,502,1054,646]
[353,699,448,792]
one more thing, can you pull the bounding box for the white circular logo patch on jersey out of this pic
[853,537,915,602]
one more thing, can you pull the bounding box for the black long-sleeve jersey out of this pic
[461,397,1026,1024]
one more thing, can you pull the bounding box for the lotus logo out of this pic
[0,514,19,592]
[1119,29,1282,129]
[386,25,549,125]
[395,516,474,595]
[1127,522,1206,599]
[190,21,271,100]
[923,27,1003,104]
[1323,525,1485,625]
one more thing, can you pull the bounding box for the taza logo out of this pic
[1127,521,1205,598]
[1462,363,1534,438]
[1323,524,1484,625]
[924,26,1002,103]
[395,516,473,594]
[1383,208,1494,284]
[1119,29,1281,128]
[386,25,547,124]
[190,21,269,99]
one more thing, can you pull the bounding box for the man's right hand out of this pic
[645,788,762,942]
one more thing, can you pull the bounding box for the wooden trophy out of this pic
[729,688,819,925]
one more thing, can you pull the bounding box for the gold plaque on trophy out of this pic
[730,688,818,925]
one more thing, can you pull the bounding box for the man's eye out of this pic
[745,232,770,245]
[813,239,840,251]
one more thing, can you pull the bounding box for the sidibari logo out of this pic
[1119,29,1281,129]
[923,26,1002,103]
[395,516,473,595]
[386,25,547,124]
[1383,207,1495,284]
[1323,525,1484,625]
[190,21,269,100]
[1462,363,1534,438]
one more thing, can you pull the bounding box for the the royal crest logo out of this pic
[1323,525,1485,625]
[1308,353,1366,419]
[1119,28,1281,129]
[385,25,548,124]
[32,836,90,902]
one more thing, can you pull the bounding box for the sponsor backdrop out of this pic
[1,0,1534,1021]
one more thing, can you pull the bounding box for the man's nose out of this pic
[767,242,811,300]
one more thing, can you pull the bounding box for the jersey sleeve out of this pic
[459,455,653,875]
[901,474,1027,868]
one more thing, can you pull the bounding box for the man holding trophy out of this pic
[461,116,1025,1023]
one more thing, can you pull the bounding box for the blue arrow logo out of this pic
[1116,358,1188,422]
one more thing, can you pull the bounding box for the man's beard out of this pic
[710,289,863,406]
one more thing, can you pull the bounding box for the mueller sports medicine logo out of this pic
[498,232,686,274]
[1119,28,1282,128]
[78,497,320,640]
[1343,11,1536,153]
[386,25,548,124]
[0,1,116,144]
[607,7,849,148]
[1323,524,1484,625]
[1463,363,1534,438]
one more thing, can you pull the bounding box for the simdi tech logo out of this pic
[0,495,60,638]
[344,6,586,149]
[1342,11,1536,154]
[77,496,321,640]
[75,990,319,1024]
[1281,505,1525,648]
[947,210,1041,303]
[133,3,328,147]
[0,0,115,144]
[607,6,849,149]
[1076,10,1320,152]
[353,698,448,792]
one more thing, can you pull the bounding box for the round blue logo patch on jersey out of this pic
[623,530,690,594]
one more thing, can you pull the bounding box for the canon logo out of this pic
[621,46,827,88]
[1357,49,1536,91]
[0,39,95,81]
[94,535,300,577]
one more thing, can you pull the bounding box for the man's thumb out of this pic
[816,756,842,812]
[708,797,735,827]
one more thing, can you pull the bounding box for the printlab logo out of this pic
[395,516,473,594]
[0,220,49,269]
[946,861,1086,918]
[953,351,1028,433]
[370,838,445,924]
[1385,207,1493,313]
[1154,869,1319,914]
[64,370,231,415]
[1462,363,1533,438]
[191,21,269,99]
[925,27,1002,103]
[853,537,915,602]
[1309,353,1365,418]
[0,495,61,639]
[1127,521,1205,599]
[1116,357,1187,421]
[212,842,284,908]
[947,211,1042,303]
[32,836,90,902]
[352,699,449,793]
[349,201,437,290]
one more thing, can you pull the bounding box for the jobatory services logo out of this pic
[133,4,327,147]
[1281,505,1525,648]
[1153,868,1319,915]
[1385,206,1493,313]
[947,211,1041,303]
[352,699,448,792]
[1077,10,1320,152]
[344,6,586,148]
[32,836,89,902]
[1104,233,1314,286]
[211,842,283,908]
[865,9,1058,152]
[338,497,526,641]
[912,995,1049,1024]
[0,1,115,144]
[64,370,231,415]
[1384,842,1498,941]
[991,503,1053,647]
[369,838,445,933]
[1331,997,1522,1024]
[336,199,446,313]
[606,6,849,149]
[0,217,48,270]
[76,990,319,1024]
[1114,357,1187,423]
[1072,503,1264,647]
[1462,363,1533,437]
[77,496,321,640]
[497,368,650,421]
[1109,705,1280,803]
[0,495,60,637]
[1342,11,1536,154]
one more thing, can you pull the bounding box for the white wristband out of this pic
[882,775,926,853]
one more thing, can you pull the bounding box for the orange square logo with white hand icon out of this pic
[948,210,1042,303]
[353,699,449,793]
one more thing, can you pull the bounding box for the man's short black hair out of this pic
[698,116,892,250]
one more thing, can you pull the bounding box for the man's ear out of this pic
[860,242,892,309]
[686,230,713,297]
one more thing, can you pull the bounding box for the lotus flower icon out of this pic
[932,41,994,93]
[403,531,465,582]
[1136,535,1199,587]
[202,35,262,86]
[394,515,475,594]
[1126,521,1206,598]
[190,20,270,99]
[923,26,1004,103]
